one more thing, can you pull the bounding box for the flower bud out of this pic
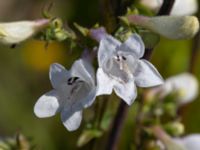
[164,122,185,136]
[127,15,199,39]
[147,73,199,106]
[89,27,107,42]
[0,19,49,45]
[140,0,198,16]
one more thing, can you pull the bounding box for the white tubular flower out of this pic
[34,59,96,131]
[127,15,199,40]
[140,0,198,16]
[140,0,162,10]
[0,19,49,45]
[170,0,198,16]
[173,134,200,150]
[148,73,199,105]
[158,134,200,150]
[96,34,163,105]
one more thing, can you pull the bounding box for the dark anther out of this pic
[67,77,79,85]
[122,56,126,60]
[116,55,120,61]
[73,77,79,81]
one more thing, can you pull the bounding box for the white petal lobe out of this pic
[118,34,145,58]
[96,68,114,96]
[135,60,163,87]
[182,134,200,150]
[113,80,137,105]
[34,90,60,118]
[173,134,200,150]
[61,110,83,131]
[98,35,121,67]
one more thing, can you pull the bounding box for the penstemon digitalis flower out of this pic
[96,33,163,105]
[157,133,200,150]
[173,134,200,150]
[146,73,199,106]
[140,0,198,16]
[34,59,96,131]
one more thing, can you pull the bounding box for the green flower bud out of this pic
[127,15,199,39]
[151,126,186,150]
[164,122,185,136]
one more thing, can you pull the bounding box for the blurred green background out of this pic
[0,0,199,149]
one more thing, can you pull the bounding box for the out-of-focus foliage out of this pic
[0,0,199,150]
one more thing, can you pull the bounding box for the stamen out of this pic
[119,61,123,70]
[67,77,79,85]
[116,55,120,61]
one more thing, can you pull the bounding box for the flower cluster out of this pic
[34,33,164,131]
[0,1,199,148]
[139,73,199,150]
[153,126,200,150]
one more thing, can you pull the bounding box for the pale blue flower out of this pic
[96,34,163,105]
[34,59,96,131]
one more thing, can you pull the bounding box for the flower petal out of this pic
[49,63,69,89]
[96,68,114,96]
[61,109,83,131]
[34,90,60,118]
[113,80,137,105]
[134,60,163,87]
[171,0,198,16]
[117,34,145,58]
[164,73,199,105]
[98,35,121,67]
[173,134,200,150]
[182,134,200,150]
[70,59,95,86]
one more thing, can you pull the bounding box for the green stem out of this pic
[105,101,128,150]
[135,0,176,149]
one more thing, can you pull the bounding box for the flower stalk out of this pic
[135,0,176,149]
[105,101,128,150]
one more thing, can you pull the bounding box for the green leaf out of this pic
[100,112,112,131]
[74,23,89,36]
[140,30,160,49]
